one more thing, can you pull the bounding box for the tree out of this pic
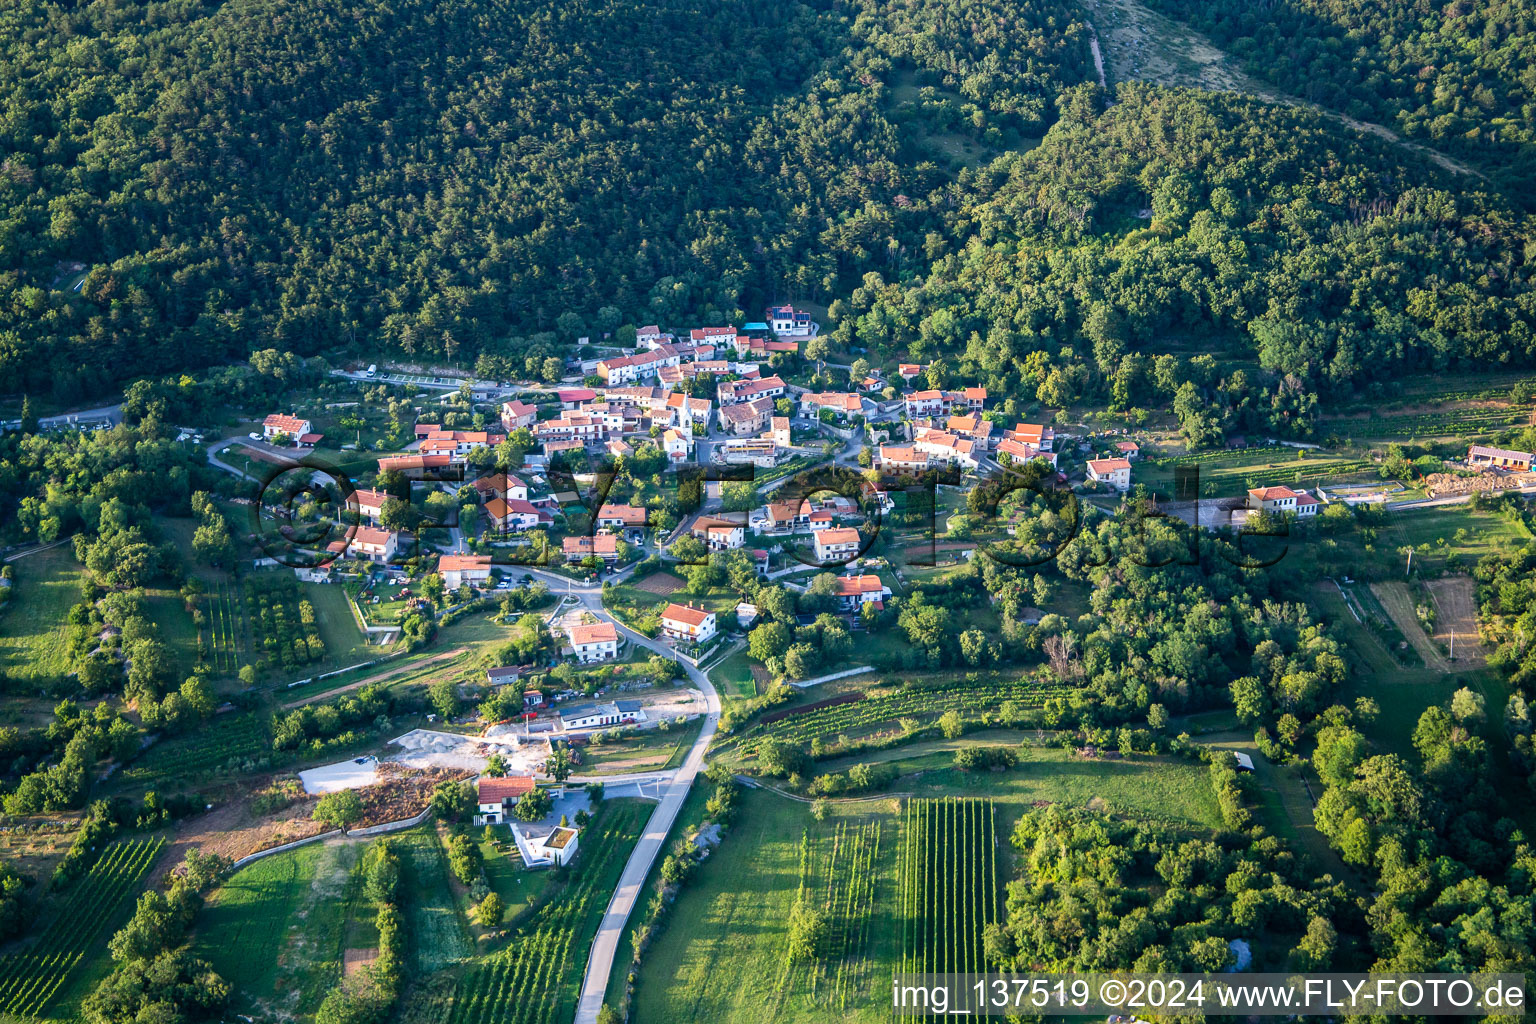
[378,497,413,533]
[786,897,825,964]
[429,678,461,719]
[937,710,964,740]
[748,621,791,664]
[513,788,553,821]
[485,753,508,777]
[312,790,363,834]
[1450,687,1486,725]
[430,780,473,822]
[447,832,483,884]
[755,738,807,778]
[476,891,505,928]
[546,747,574,783]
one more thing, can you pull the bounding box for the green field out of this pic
[394,825,475,972]
[0,546,84,684]
[121,711,272,785]
[1136,447,1369,499]
[631,789,900,1024]
[634,750,1223,1023]
[576,718,702,776]
[709,648,758,701]
[195,839,371,1017]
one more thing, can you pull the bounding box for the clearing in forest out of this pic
[1424,576,1489,667]
[1371,582,1449,672]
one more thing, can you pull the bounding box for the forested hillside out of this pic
[1139,0,1536,198]
[0,0,1088,401]
[826,84,1536,441]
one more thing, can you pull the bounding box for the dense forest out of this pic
[826,84,1536,441]
[0,0,1088,400]
[1139,0,1536,198]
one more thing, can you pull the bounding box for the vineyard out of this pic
[0,838,165,1018]
[444,800,648,1024]
[778,822,884,1013]
[1340,406,1527,441]
[202,581,246,675]
[728,679,1072,752]
[122,712,271,784]
[246,573,326,672]
[898,800,998,994]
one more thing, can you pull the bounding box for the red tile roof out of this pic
[477,777,536,803]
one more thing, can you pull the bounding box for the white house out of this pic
[568,621,620,663]
[596,504,648,531]
[345,526,399,563]
[1248,485,1319,517]
[660,603,717,644]
[836,574,890,610]
[485,497,543,532]
[1086,458,1132,493]
[510,823,580,868]
[813,527,861,563]
[439,554,492,590]
[348,488,389,523]
[500,400,538,431]
[691,516,746,550]
[263,413,312,442]
[661,427,692,462]
[475,776,536,825]
[560,699,647,730]
[765,304,817,338]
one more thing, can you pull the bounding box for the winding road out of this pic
[197,444,723,1020]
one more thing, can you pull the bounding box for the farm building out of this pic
[1467,444,1534,471]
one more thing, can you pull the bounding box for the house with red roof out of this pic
[660,603,717,644]
[1086,458,1132,492]
[567,621,619,663]
[835,574,891,611]
[263,413,312,442]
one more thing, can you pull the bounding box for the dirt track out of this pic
[282,647,467,708]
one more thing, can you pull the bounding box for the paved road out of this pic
[1386,483,1536,511]
[572,614,720,1024]
[37,402,123,430]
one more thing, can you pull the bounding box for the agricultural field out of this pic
[707,648,759,701]
[574,718,701,776]
[394,825,474,973]
[0,546,85,685]
[195,839,371,1017]
[245,572,328,673]
[898,799,998,979]
[200,580,248,675]
[1135,446,1371,500]
[0,838,165,1019]
[120,712,272,786]
[442,799,650,1024]
[631,789,901,1024]
[718,676,1073,760]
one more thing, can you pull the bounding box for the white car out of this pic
[248,432,261,440]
